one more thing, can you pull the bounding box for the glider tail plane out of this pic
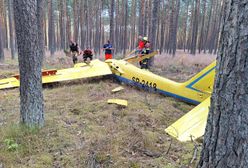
[165,97,210,142]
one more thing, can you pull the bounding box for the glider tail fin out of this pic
[183,61,216,93]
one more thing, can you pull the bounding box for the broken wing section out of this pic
[0,77,19,90]
[123,51,158,63]
[42,60,112,83]
[0,59,112,90]
[165,97,210,142]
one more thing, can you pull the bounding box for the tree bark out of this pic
[0,0,5,62]
[80,0,85,49]
[8,0,15,59]
[190,0,200,55]
[130,0,137,49]
[13,0,44,127]
[168,0,175,54]
[172,0,180,55]
[198,1,248,167]
[123,0,128,55]
[48,0,55,55]
[203,0,213,53]
[183,0,189,52]
[138,0,145,36]
[109,0,115,45]
[73,0,79,42]
[59,0,66,50]
[198,0,207,53]
[66,0,72,46]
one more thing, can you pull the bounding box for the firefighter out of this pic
[83,47,93,64]
[69,39,80,64]
[103,40,114,60]
[139,37,150,69]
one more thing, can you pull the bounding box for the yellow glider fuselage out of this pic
[105,59,215,142]
[106,59,215,105]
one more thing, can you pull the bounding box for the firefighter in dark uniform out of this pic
[69,40,80,64]
[83,48,93,64]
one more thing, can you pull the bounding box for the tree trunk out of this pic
[8,0,15,59]
[73,0,79,42]
[172,0,180,55]
[198,0,207,53]
[0,0,5,62]
[130,0,136,49]
[66,0,72,46]
[123,0,128,55]
[37,0,45,64]
[183,0,189,52]
[59,0,66,50]
[149,0,159,65]
[190,0,200,55]
[144,0,149,36]
[168,0,175,54]
[114,0,119,53]
[94,0,101,55]
[138,0,145,36]
[13,0,44,127]
[159,0,166,53]
[109,0,115,45]
[203,0,213,53]
[198,1,248,167]
[208,0,218,54]
[3,4,8,49]
[80,0,85,49]
[48,0,55,55]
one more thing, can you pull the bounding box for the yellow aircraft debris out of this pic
[124,51,158,63]
[111,86,124,93]
[107,99,128,107]
[165,97,210,142]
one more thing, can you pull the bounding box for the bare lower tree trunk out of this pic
[198,0,206,53]
[168,0,175,54]
[198,1,248,167]
[8,0,15,59]
[203,0,213,53]
[37,0,45,64]
[13,0,44,127]
[159,0,166,53]
[183,0,189,52]
[59,0,66,50]
[130,0,136,49]
[0,0,5,62]
[66,0,72,46]
[48,0,55,55]
[109,0,114,44]
[138,0,145,36]
[73,0,79,42]
[172,0,180,55]
[190,0,200,55]
[123,0,128,55]
[149,0,159,65]
[80,0,85,49]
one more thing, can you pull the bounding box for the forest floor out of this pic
[0,50,215,168]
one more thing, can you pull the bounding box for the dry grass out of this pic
[0,50,216,167]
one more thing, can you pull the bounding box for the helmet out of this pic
[143,37,148,41]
